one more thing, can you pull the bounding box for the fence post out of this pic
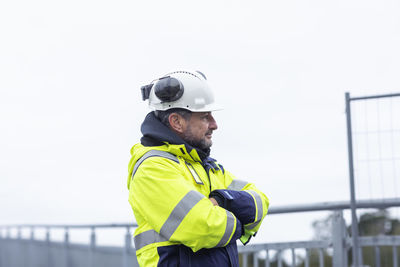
[0,228,3,267]
[29,227,35,267]
[291,248,296,267]
[4,228,10,267]
[17,227,24,267]
[318,248,323,267]
[332,210,346,267]
[46,227,51,267]
[242,253,248,267]
[123,227,131,267]
[393,244,398,267]
[305,248,310,267]
[253,251,259,267]
[30,227,35,240]
[374,246,380,267]
[64,227,70,267]
[277,250,283,267]
[89,227,96,267]
[17,227,21,240]
[265,249,270,267]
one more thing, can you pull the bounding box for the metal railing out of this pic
[238,198,400,267]
[1,198,400,267]
[0,223,139,267]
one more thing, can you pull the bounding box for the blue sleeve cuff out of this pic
[209,189,256,224]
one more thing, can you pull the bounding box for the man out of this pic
[127,70,269,266]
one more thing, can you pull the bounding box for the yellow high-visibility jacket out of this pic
[127,141,269,266]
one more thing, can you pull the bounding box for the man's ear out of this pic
[168,113,186,134]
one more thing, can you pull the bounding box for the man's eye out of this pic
[202,113,210,119]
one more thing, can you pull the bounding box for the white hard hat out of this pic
[141,70,221,112]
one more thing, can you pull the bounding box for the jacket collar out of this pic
[140,112,210,161]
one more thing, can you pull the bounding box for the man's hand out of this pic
[209,197,219,206]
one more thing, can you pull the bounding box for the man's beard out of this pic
[182,126,212,151]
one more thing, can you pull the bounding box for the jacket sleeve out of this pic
[210,170,269,245]
[129,157,242,252]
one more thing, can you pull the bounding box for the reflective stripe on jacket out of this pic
[127,143,269,266]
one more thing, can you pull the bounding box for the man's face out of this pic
[182,112,218,151]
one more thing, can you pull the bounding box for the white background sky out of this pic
[1,0,400,246]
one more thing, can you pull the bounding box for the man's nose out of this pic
[208,114,218,130]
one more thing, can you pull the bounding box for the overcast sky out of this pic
[1,0,400,245]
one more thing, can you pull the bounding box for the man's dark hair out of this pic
[155,108,192,128]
